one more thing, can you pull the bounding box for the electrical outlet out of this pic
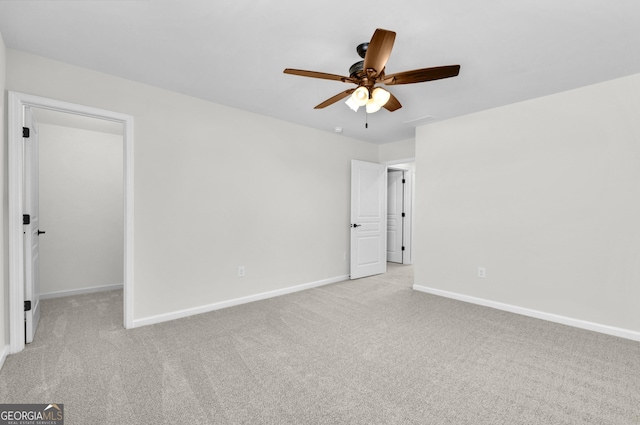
[238,266,245,277]
[478,267,486,279]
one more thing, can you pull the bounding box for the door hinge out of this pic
[23,214,31,225]
[23,127,30,138]
[24,300,32,312]
[402,212,406,218]
[402,179,406,184]
[402,246,405,251]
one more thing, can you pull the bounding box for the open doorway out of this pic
[7,91,134,354]
[34,108,124,301]
[386,161,414,265]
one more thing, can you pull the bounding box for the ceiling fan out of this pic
[283,28,460,113]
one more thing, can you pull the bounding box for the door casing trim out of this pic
[7,91,135,354]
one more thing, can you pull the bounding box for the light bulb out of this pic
[352,86,370,106]
[371,87,391,106]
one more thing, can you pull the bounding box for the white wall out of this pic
[0,32,7,357]
[6,50,379,322]
[415,73,640,333]
[38,123,123,296]
[379,138,415,163]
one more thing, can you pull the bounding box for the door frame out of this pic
[7,91,135,354]
[385,158,415,265]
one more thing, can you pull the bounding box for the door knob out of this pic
[37,230,46,235]
[351,224,361,228]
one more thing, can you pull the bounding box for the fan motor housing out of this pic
[349,61,365,78]
[356,42,368,58]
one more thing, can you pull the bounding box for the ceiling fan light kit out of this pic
[283,28,461,116]
[345,86,391,113]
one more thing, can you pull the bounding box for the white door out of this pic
[24,106,41,343]
[350,160,387,279]
[387,170,404,263]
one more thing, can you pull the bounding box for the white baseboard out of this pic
[40,283,124,300]
[413,284,640,342]
[133,275,350,328]
[0,344,9,371]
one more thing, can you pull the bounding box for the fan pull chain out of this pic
[365,111,368,129]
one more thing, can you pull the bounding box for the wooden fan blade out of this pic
[383,65,460,85]
[363,29,396,77]
[314,89,356,109]
[383,92,402,112]
[284,68,355,83]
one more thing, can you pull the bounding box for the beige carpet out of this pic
[1,264,639,424]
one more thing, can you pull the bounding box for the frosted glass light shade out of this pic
[365,98,382,113]
[371,87,390,106]
[345,96,360,112]
[352,86,370,106]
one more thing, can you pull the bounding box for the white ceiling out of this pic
[1,0,639,144]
